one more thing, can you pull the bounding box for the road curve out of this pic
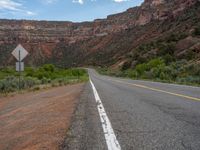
[63,69,200,150]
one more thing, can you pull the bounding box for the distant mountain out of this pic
[0,0,199,68]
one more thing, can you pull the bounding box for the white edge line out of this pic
[90,78,121,150]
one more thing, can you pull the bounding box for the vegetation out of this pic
[0,64,88,93]
[193,26,200,36]
[98,59,200,86]
[97,32,200,86]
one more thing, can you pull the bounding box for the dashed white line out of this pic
[90,79,121,150]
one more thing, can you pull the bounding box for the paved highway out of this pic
[63,69,200,150]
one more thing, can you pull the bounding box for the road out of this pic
[63,69,200,150]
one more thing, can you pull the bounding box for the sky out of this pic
[0,0,144,22]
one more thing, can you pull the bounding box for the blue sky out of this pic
[0,0,144,22]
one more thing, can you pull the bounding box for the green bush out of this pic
[0,65,88,93]
[163,54,175,65]
[22,77,40,88]
[185,63,200,76]
[135,63,148,75]
[176,76,200,85]
[0,67,17,80]
[148,58,165,68]
[42,64,55,72]
[157,43,176,56]
[41,77,51,84]
[0,76,40,93]
[25,67,35,77]
[135,58,165,76]
[125,69,138,78]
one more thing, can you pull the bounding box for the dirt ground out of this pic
[0,83,85,150]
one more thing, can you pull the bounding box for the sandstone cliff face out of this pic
[135,0,197,25]
[0,0,199,67]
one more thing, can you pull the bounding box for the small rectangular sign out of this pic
[16,62,24,72]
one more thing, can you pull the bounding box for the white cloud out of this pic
[26,11,36,16]
[113,0,130,2]
[72,0,84,4]
[0,0,36,16]
[72,0,130,5]
[43,0,58,4]
[0,0,22,11]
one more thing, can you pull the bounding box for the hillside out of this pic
[0,0,199,68]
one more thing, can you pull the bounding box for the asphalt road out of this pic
[63,69,200,150]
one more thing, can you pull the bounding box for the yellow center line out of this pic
[106,78,200,102]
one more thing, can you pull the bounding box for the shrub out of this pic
[121,61,132,71]
[1,67,15,74]
[176,76,200,85]
[125,69,138,78]
[0,76,18,93]
[185,63,200,76]
[25,67,35,77]
[71,69,87,77]
[135,63,148,75]
[193,26,200,36]
[134,58,165,76]
[42,64,55,72]
[185,50,196,60]
[0,65,88,93]
[158,43,176,56]
[22,77,40,88]
[166,33,187,42]
[163,54,175,65]
[148,58,165,68]
[41,77,51,84]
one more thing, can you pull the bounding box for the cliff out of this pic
[0,0,199,67]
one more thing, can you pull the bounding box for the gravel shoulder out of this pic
[0,83,85,150]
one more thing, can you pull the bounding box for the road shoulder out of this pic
[61,82,107,150]
[0,83,84,150]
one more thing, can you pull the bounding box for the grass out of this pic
[0,64,88,94]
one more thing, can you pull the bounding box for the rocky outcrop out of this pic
[0,0,199,67]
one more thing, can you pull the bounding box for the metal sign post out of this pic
[19,50,21,90]
[12,44,28,91]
